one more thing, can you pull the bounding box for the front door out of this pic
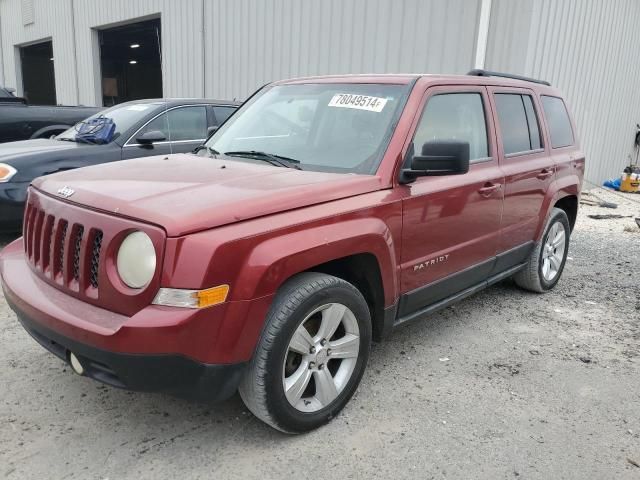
[122,105,208,159]
[399,86,504,317]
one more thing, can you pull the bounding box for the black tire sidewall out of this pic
[538,210,570,291]
[263,282,371,433]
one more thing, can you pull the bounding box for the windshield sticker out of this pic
[328,94,388,112]
[125,105,150,111]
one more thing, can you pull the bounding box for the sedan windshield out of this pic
[206,83,410,174]
[56,103,158,142]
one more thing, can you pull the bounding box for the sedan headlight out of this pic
[0,163,17,183]
[116,231,156,288]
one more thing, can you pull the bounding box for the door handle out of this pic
[478,183,501,196]
[536,168,554,180]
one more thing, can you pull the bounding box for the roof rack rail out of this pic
[467,69,551,86]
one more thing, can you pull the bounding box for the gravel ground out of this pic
[1,188,639,480]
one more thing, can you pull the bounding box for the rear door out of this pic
[488,87,555,258]
[398,85,504,316]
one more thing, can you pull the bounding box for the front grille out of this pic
[24,204,102,291]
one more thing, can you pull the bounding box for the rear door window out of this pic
[212,106,236,125]
[495,93,537,155]
[412,92,489,161]
[541,96,574,148]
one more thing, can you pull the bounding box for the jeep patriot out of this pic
[0,70,584,433]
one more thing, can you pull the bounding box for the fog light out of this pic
[69,352,84,375]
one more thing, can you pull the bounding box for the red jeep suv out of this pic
[0,70,584,433]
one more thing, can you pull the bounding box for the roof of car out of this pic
[275,73,561,94]
[115,98,241,107]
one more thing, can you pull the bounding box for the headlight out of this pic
[116,231,156,288]
[0,163,17,183]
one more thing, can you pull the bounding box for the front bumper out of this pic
[0,238,273,401]
[0,181,28,232]
[13,307,245,401]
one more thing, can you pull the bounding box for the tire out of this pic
[239,272,372,433]
[514,207,571,293]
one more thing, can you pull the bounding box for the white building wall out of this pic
[485,0,640,184]
[203,0,482,100]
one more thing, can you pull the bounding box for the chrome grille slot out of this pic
[32,210,45,266]
[41,215,55,273]
[56,221,68,278]
[72,225,84,282]
[90,231,103,289]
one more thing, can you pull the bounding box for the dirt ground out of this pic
[1,188,639,480]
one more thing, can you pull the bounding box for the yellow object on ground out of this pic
[620,174,639,193]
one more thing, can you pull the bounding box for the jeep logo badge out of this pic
[57,186,75,198]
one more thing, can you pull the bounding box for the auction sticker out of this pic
[328,94,388,112]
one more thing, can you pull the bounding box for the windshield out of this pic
[206,83,410,174]
[56,102,158,142]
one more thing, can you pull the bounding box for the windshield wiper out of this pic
[193,145,219,157]
[223,150,302,170]
[57,137,77,142]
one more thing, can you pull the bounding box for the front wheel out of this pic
[239,272,371,433]
[514,207,570,292]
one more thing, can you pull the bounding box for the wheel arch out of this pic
[553,195,578,231]
[232,218,399,339]
[535,177,580,241]
[301,253,387,341]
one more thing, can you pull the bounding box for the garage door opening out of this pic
[20,40,56,105]
[99,18,162,106]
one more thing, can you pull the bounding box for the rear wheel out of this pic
[239,272,371,433]
[514,207,570,292]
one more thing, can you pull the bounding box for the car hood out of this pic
[0,139,89,161]
[33,154,384,236]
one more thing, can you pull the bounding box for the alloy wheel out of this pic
[282,303,360,412]
[541,221,567,281]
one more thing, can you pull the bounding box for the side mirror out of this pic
[206,126,218,138]
[136,130,166,145]
[400,140,470,183]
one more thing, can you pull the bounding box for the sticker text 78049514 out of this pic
[328,94,388,113]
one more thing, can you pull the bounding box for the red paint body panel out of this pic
[0,74,584,369]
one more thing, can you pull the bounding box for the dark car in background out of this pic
[0,98,239,231]
[0,87,103,143]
